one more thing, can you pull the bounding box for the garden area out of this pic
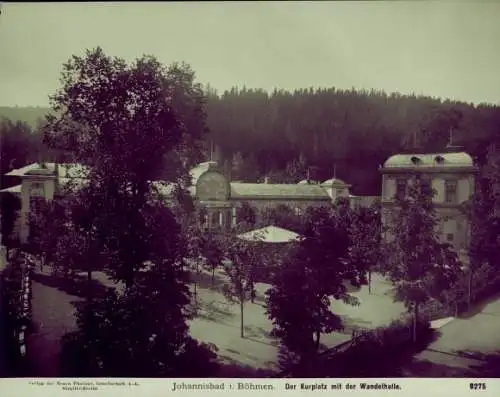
[20,258,408,376]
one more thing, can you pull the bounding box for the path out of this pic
[404,293,500,376]
[25,266,81,376]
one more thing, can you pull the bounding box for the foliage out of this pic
[266,206,359,367]
[0,192,21,248]
[464,133,500,308]
[60,281,219,377]
[289,318,433,377]
[383,175,462,340]
[236,201,257,229]
[205,88,499,195]
[0,117,41,189]
[221,235,255,337]
[42,47,207,287]
[5,89,500,195]
[348,201,383,289]
[258,204,304,234]
[0,250,33,375]
[418,105,463,150]
[44,47,217,376]
[27,197,68,267]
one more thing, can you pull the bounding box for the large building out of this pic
[379,150,477,264]
[1,150,476,265]
[1,161,377,243]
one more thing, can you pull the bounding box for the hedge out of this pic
[285,317,434,377]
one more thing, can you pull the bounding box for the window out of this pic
[445,180,457,204]
[420,178,432,195]
[294,207,302,216]
[395,179,406,200]
[29,196,46,213]
[29,182,45,197]
[232,207,237,227]
[446,233,454,242]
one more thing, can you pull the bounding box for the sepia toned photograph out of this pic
[1,1,499,382]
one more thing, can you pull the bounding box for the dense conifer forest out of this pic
[1,87,499,194]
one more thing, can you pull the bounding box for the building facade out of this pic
[379,150,477,264]
[1,161,376,243]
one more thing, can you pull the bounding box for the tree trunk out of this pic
[413,303,419,343]
[240,299,244,338]
[314,330,321,351]
[368,270,372,295]
[212,265,215,286]
[87,270,93,301]
[467,269,473,310]
[193,280,197,301]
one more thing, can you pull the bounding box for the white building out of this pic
[379,150,477,264]
[1,161,377,244]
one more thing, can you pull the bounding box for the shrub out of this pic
[285,318,434,377]
[0,251,33,376]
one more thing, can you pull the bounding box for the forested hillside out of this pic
[1,88,499,194]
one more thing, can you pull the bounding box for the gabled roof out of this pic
[237,225,303,243]
[5,162,90,178]
[383,152,474,168]
[230,182,330,200]
[0,184,21,194]
[5,163,45,176]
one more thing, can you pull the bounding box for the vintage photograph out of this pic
[1,1,499,379]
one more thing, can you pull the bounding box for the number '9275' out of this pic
[469,383,486,390]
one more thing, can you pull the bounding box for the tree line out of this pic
[2,78,500,195]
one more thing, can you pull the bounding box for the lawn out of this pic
[27,264,407,374]
[188,268,406,371]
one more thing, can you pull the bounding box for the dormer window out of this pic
[435,155,445,164]
[410,156,421,165]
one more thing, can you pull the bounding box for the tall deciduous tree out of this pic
[383,175,462,342]
[266,207,358,371]
[221,236,255,338]
[348,201,383,293]
[44,47,216,376]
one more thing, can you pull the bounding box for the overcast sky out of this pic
[1,2,499,107]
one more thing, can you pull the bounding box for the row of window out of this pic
[393,178,458,204]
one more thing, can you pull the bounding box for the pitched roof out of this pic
[230,182,330,200]
[0,184,21,194]
[321,177,349,186]
[383,152,474,168]
[5,162,90,178]
[237,225,302,243]
[5,163,44,176]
